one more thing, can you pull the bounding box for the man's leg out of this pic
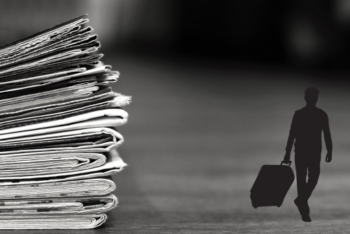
[305,156,321,201]
[294,154,309,215]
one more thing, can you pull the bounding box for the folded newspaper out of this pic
[0,15,130,229]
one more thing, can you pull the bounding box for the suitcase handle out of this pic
[281,161,292,167]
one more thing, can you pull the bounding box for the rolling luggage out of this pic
[250,161,295,208]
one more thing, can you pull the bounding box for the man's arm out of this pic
[284,112,296,162]
[324,113,333,162]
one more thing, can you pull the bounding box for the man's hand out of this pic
[325,152,332,163]
[283,151,291,164]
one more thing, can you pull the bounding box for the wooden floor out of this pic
[6,55,350,233]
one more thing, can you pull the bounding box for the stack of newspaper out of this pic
[0,15,129,229]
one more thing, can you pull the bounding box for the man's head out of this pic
[304,87,319,106]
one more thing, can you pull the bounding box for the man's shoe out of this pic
[301,214,312,222]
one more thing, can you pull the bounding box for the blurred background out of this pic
[3,0,350,67]
[2,0,350,231]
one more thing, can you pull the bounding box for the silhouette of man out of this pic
[283,87,332,222]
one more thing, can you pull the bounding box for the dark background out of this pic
[1,0,350,233]
[2,0,350,67]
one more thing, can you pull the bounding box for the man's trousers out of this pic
[295,152,321,214]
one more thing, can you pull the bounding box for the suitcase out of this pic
[250,161,295,208]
